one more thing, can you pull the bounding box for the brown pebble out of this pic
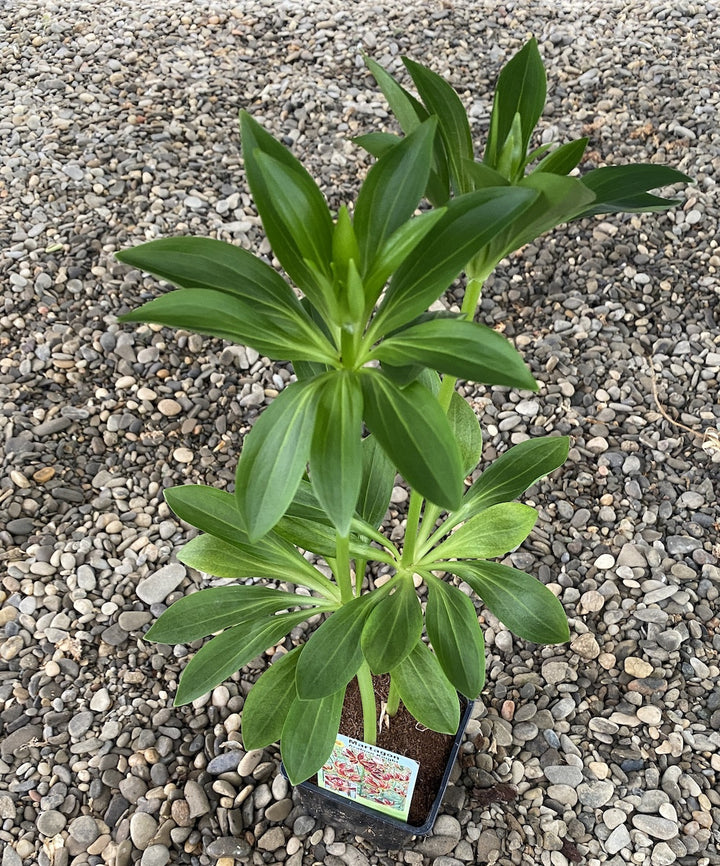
[33,466,55,483]
[501,700,515,721]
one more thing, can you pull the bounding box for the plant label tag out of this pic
[317,734,420,821]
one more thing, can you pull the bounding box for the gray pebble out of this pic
[632,815,679,840]
[37,810,67,836]
[136,563,186,605]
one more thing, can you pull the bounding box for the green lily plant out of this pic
[115,40,688,787]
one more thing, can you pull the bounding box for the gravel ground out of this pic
[1,1,719,865]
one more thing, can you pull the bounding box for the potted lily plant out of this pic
[115,39,688,844]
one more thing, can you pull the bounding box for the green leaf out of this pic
[360,371,464,511]
[309,373,363,536]
[145,586,318,644]
[353,131,403,159]
[485,38,546,169]
[273,480,397,564]
[403,57,474,194]
[356,435,396,529]
[372,317,537,391]
[239,111,334,306]
[391,641,460,734]
[459,436,569,519]
[448,391,482,476]
[534,137,588,175]
[296,594,377,699]
[363,209,447,305]
[461,159,509,190]
[495,111,525,182]
[361,574,422,673]
[174,609,309,705]
[281,687,345,784]
[364,56,427,134]
[424,574,485,697]
[576,164,691,217]
[254,150,335,289]
[164,485,333,595]
[242,647,302,750]
[354,118,437,274]
[371,186,538,336]
[427,502,537,562]
[116,237,333,362]
[235,378,321,542]
[446,560,570,645]
[119,288,333,363]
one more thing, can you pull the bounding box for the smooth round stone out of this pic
[547,785,578,806]
[140,844,170,866]
[544,765,583,787]
[624,657,654,678]
[603,808,628,830]
[37,810,67,836]
[605,823,631,855]
[69,815,100,846]
[577,780,615,808]
[157,399,182,416]
[637,705,663,726]
[130,812,158,850]
[237,749,264,776]
[651,842,677,866]
[631,815,679,840]
[173,447,193,463]
[594,554,615,570]
[264,798,293,822]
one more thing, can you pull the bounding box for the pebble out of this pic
[605,823,631,854]
[136,563,186,604]
[624,657,654,678]
[577,780,615,808]
[544,765,583,787]
[37,810,67,836]
[632,815,679,840]
[130,812,158,850]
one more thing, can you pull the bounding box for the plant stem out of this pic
[401,488,424,566]
[386,675,400,717]
[354,557,367,597]
[356,662,378,745]
[334,533,354,604]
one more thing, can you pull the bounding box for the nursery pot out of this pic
[282,697,474,848]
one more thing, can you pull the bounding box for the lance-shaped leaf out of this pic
[575,164,691,217]
[534,137,588,175]
[403,57,474,194]
[426,502,537,563]
[145,586,320,644]
[164,485,333,595]
[354,118,437,274]
[363,57,451,205]
[117,237,334,361]
[174,609,310,705]
[446,560,569,645]
[119,288,334,363]
[448,392,483,477]
[458,436,570,521]
[281,687,345,784]
[471,173,596,279]
[424,574,485,698]
[175,535,335,594]
[309,373,363,536]
[356,435,396,529]
[353,131,403,159]
[361,574,422,673]
[462,160,509,190]
[242,647,302,750]
[370,186,538,336]
[295,594,378,700]
[360,372,464,511]
[391,641,460,734]
[372,318,538,391]
[239,111,334,306]
[363,209,446,305]
[273,480,398,564]
[484,38,546,169]
[236,378,322,542]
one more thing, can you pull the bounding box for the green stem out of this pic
[386,675,401,717]
[401,488,424,567]
[334,533,354,604]
[357,662,378,745]
[354,557,367,597]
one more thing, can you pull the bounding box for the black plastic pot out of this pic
[282,698,474,848]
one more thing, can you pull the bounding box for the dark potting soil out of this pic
[336,674,465,827]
